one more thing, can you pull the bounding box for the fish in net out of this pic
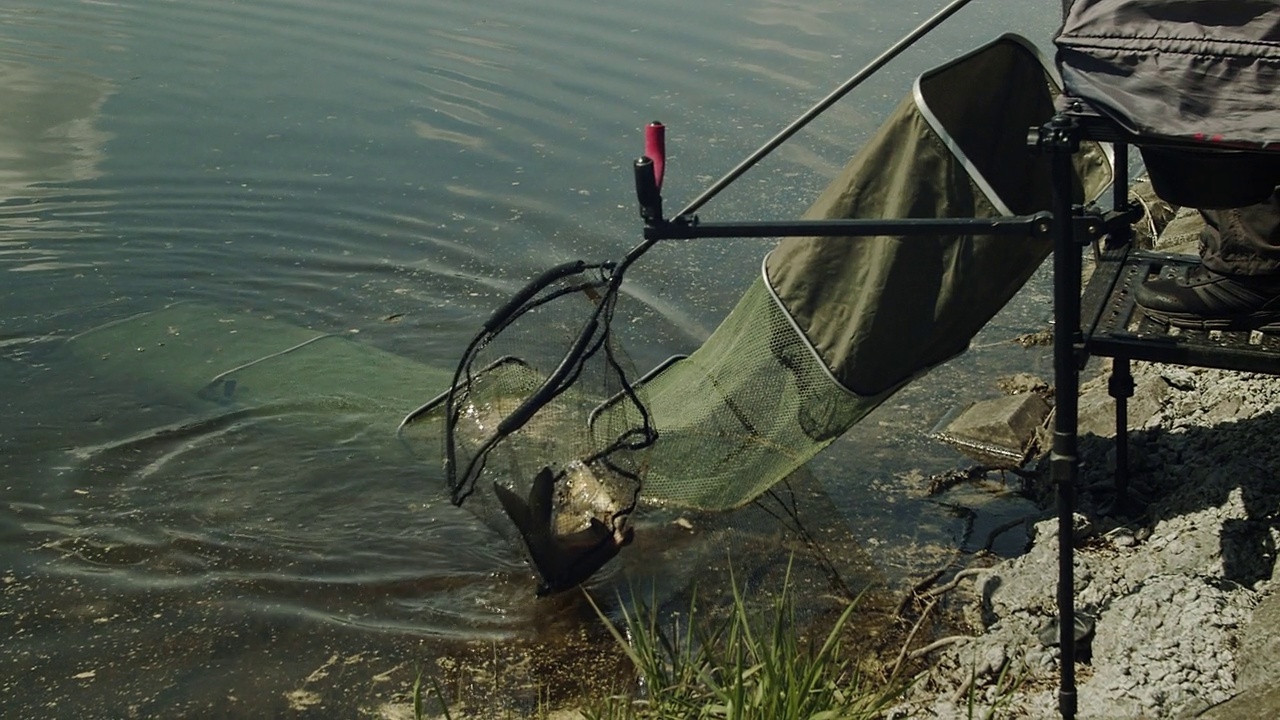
[400,260,657,595]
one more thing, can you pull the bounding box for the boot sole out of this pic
[1142,308,1280,334]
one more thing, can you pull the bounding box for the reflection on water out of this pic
[0,60,111,194]
[1,0,1060,714]
[0,59,112,272]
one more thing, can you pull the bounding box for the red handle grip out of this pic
[644,121,665,190]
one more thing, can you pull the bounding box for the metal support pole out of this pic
[1109,357,1135,503]
[1046,114,1081,720]
[1109,142,1131,249]
[1108,140,1134,509]
[640,214,1051,241]
[1112,143,1129,212]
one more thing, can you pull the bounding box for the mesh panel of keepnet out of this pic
[625,277,879,510]
[440,265,654,545]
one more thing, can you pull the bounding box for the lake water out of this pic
[2,0,1067,715]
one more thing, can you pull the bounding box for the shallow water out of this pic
[2,0,1064,715]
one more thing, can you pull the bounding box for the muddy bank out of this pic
[891,360,1280,719]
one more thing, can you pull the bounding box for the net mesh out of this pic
[401,260,885,592]
[403,261,657,593]
[628,277,887,509]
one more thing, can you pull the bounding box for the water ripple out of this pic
[0,0,1066,706]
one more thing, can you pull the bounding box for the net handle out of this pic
[496,315,601,437]
[482,260,591,332]
[445,262,621,504]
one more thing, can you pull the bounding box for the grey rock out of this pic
[1077,361,1170,437]
[1080,574,1247,718]
[995,373,1051,397]
[935,392,1050,467]
[1233,589,1280,692]
[1199,683,1280,720]
[890,361,1280,719]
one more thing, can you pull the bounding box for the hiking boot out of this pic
[1135,264,1280,332]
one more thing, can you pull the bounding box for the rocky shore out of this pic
[891,358,1280,719]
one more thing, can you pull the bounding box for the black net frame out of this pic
[423,257,661,594]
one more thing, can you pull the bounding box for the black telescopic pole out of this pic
[624,0,984,272]
[1047,114,1081,720]
[673,0,982,220]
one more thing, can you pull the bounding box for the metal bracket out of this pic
[1029,114,1082,155]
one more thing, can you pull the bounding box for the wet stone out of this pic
[934,393,1050,467]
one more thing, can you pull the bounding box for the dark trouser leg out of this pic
[1135,186,1280,330]
[1199,187,1280,276]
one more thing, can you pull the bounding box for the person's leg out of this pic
[1199,187,1280,276]
[1135,186,1280,331]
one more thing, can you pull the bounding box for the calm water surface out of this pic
[2,0,1064,715]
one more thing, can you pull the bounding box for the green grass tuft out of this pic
[584,560,907,720]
